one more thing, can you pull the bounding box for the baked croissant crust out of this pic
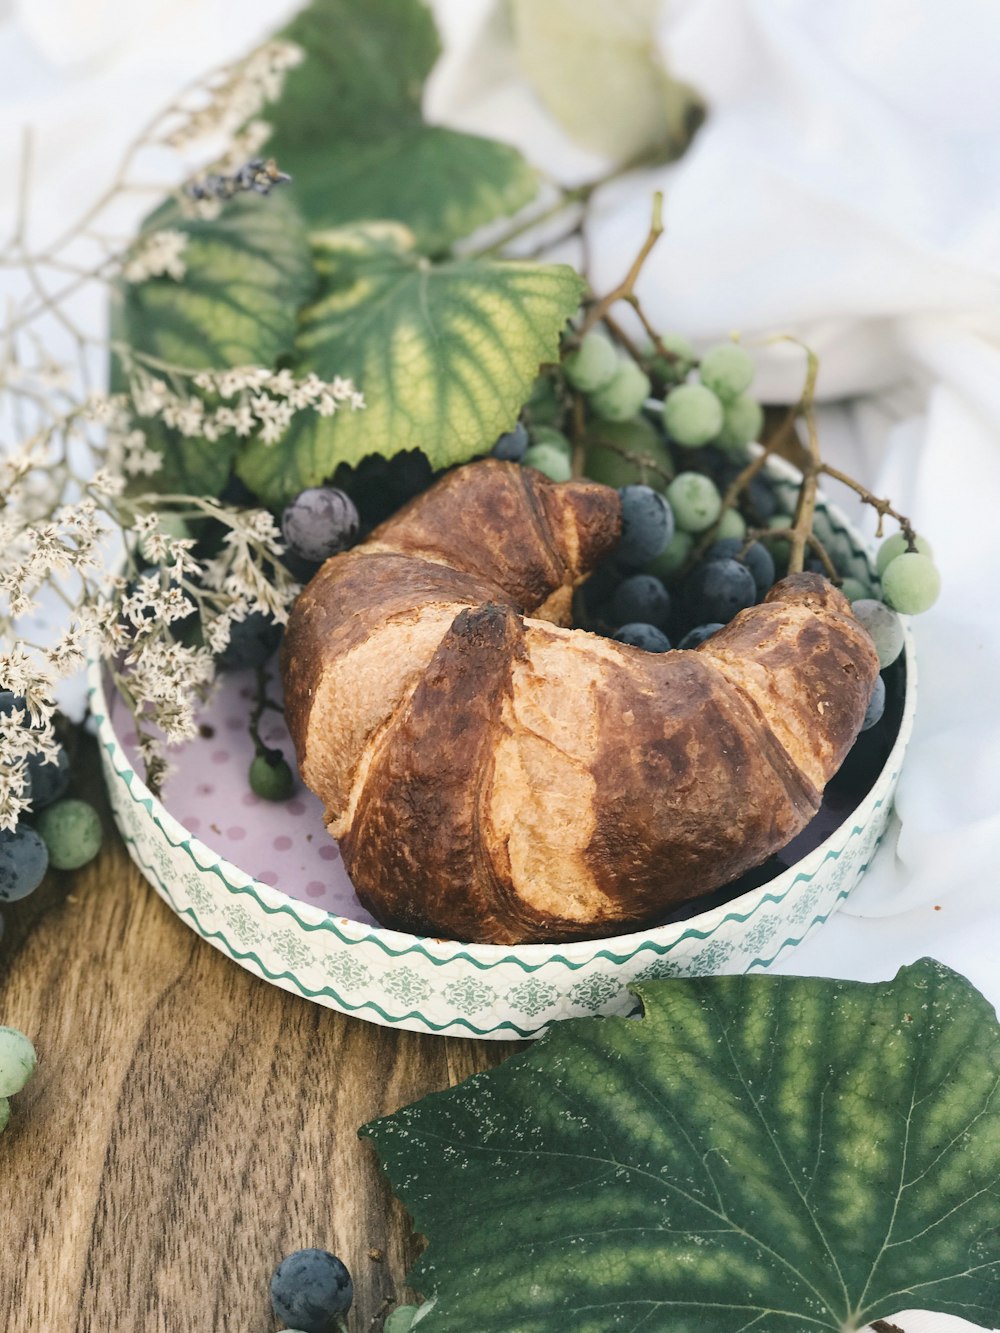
[282,459,880,944]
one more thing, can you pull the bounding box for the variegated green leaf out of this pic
[363,960,1000,1332]
[267,0,538,251]
[237,224,585,506]
[118,191,314,372]
[113,191,315,495]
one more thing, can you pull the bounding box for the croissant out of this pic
[281,459,879,945]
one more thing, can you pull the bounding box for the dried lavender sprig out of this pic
[185,157,291,204]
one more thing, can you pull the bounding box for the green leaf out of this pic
[268,0,538,251]
[237,224,585,506]
[118,191,315,372]
[114,190,314,495]
[510,0,706,164]
[363,960,1000,1332]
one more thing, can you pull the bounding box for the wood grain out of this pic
[0,758,520,1332]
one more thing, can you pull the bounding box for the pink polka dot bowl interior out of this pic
[87,469,917,1039]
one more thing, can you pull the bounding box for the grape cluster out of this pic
[660,340,763,454]
[492,328,942,760]
[0,693,103,924]
[0,1026,37,1136]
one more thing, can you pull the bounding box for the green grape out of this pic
[384,1309,418,1333]
[647,332,696,385]
[645,528,693,580]
[698,343,755,401]
[852,599,905,667]
[763,513,794,565]
[588,358,651,422]
[0,1097,9,1135]
[0,1028,36,1097]
[530,426,573,459]
[35,798,103,871]
[662,384,724,448]
[716,507,747,541]
[876,531,934,576]
[249,753,295,801]
[838,577,870,603]
[562,330,618,392]
[522,443,572,483]
[666,472,722,533]
[881,552,941,614]
[523,373,561,426]
[583,418,671,490]
[715,394,764,450]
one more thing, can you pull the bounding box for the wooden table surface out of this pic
[0,747,521,1332]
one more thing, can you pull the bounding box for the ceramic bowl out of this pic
[90,461,916,1038]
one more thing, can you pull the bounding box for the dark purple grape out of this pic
[746,474,779,522]
[610,574,671,630]
[687,558,757,624]
[280,549,323,584]
[214,611,282,671]
[491,420,529,462]
[0,825,49,903]
[704,538,775,598]
[27,747,71,811]
[617,485,675,567]
[678,623,725,649]
[270,1249,353,1333]
[612,622,671,652]
[861,674,886,731]
[281,487,360,564]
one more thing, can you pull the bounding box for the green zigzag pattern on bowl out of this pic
[103,728,889,1037]
[95,693,893,973]
[116,830,546,1038]
[117,821,880,1036]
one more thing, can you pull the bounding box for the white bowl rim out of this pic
[87,453,917,974]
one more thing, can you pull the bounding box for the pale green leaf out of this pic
[237,224,585,506]
[267,0,538,251]
[510,0,705,164]
[363,960,1000,1332]
[118,191,314,371]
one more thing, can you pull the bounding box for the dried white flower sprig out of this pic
[0,35,360,825]
[122,364,365,447]
[0,408,302,824]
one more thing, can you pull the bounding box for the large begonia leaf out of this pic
[267,0,539,253]
[237,223,584,506]
[363,960,1000,1332]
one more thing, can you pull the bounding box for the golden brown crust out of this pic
[281,461,880,944]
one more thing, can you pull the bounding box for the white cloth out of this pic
[2,7,999,1329]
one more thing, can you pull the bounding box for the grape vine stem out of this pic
[818,464,917,544]
[787,344,821,575]
[578,192,664,338]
